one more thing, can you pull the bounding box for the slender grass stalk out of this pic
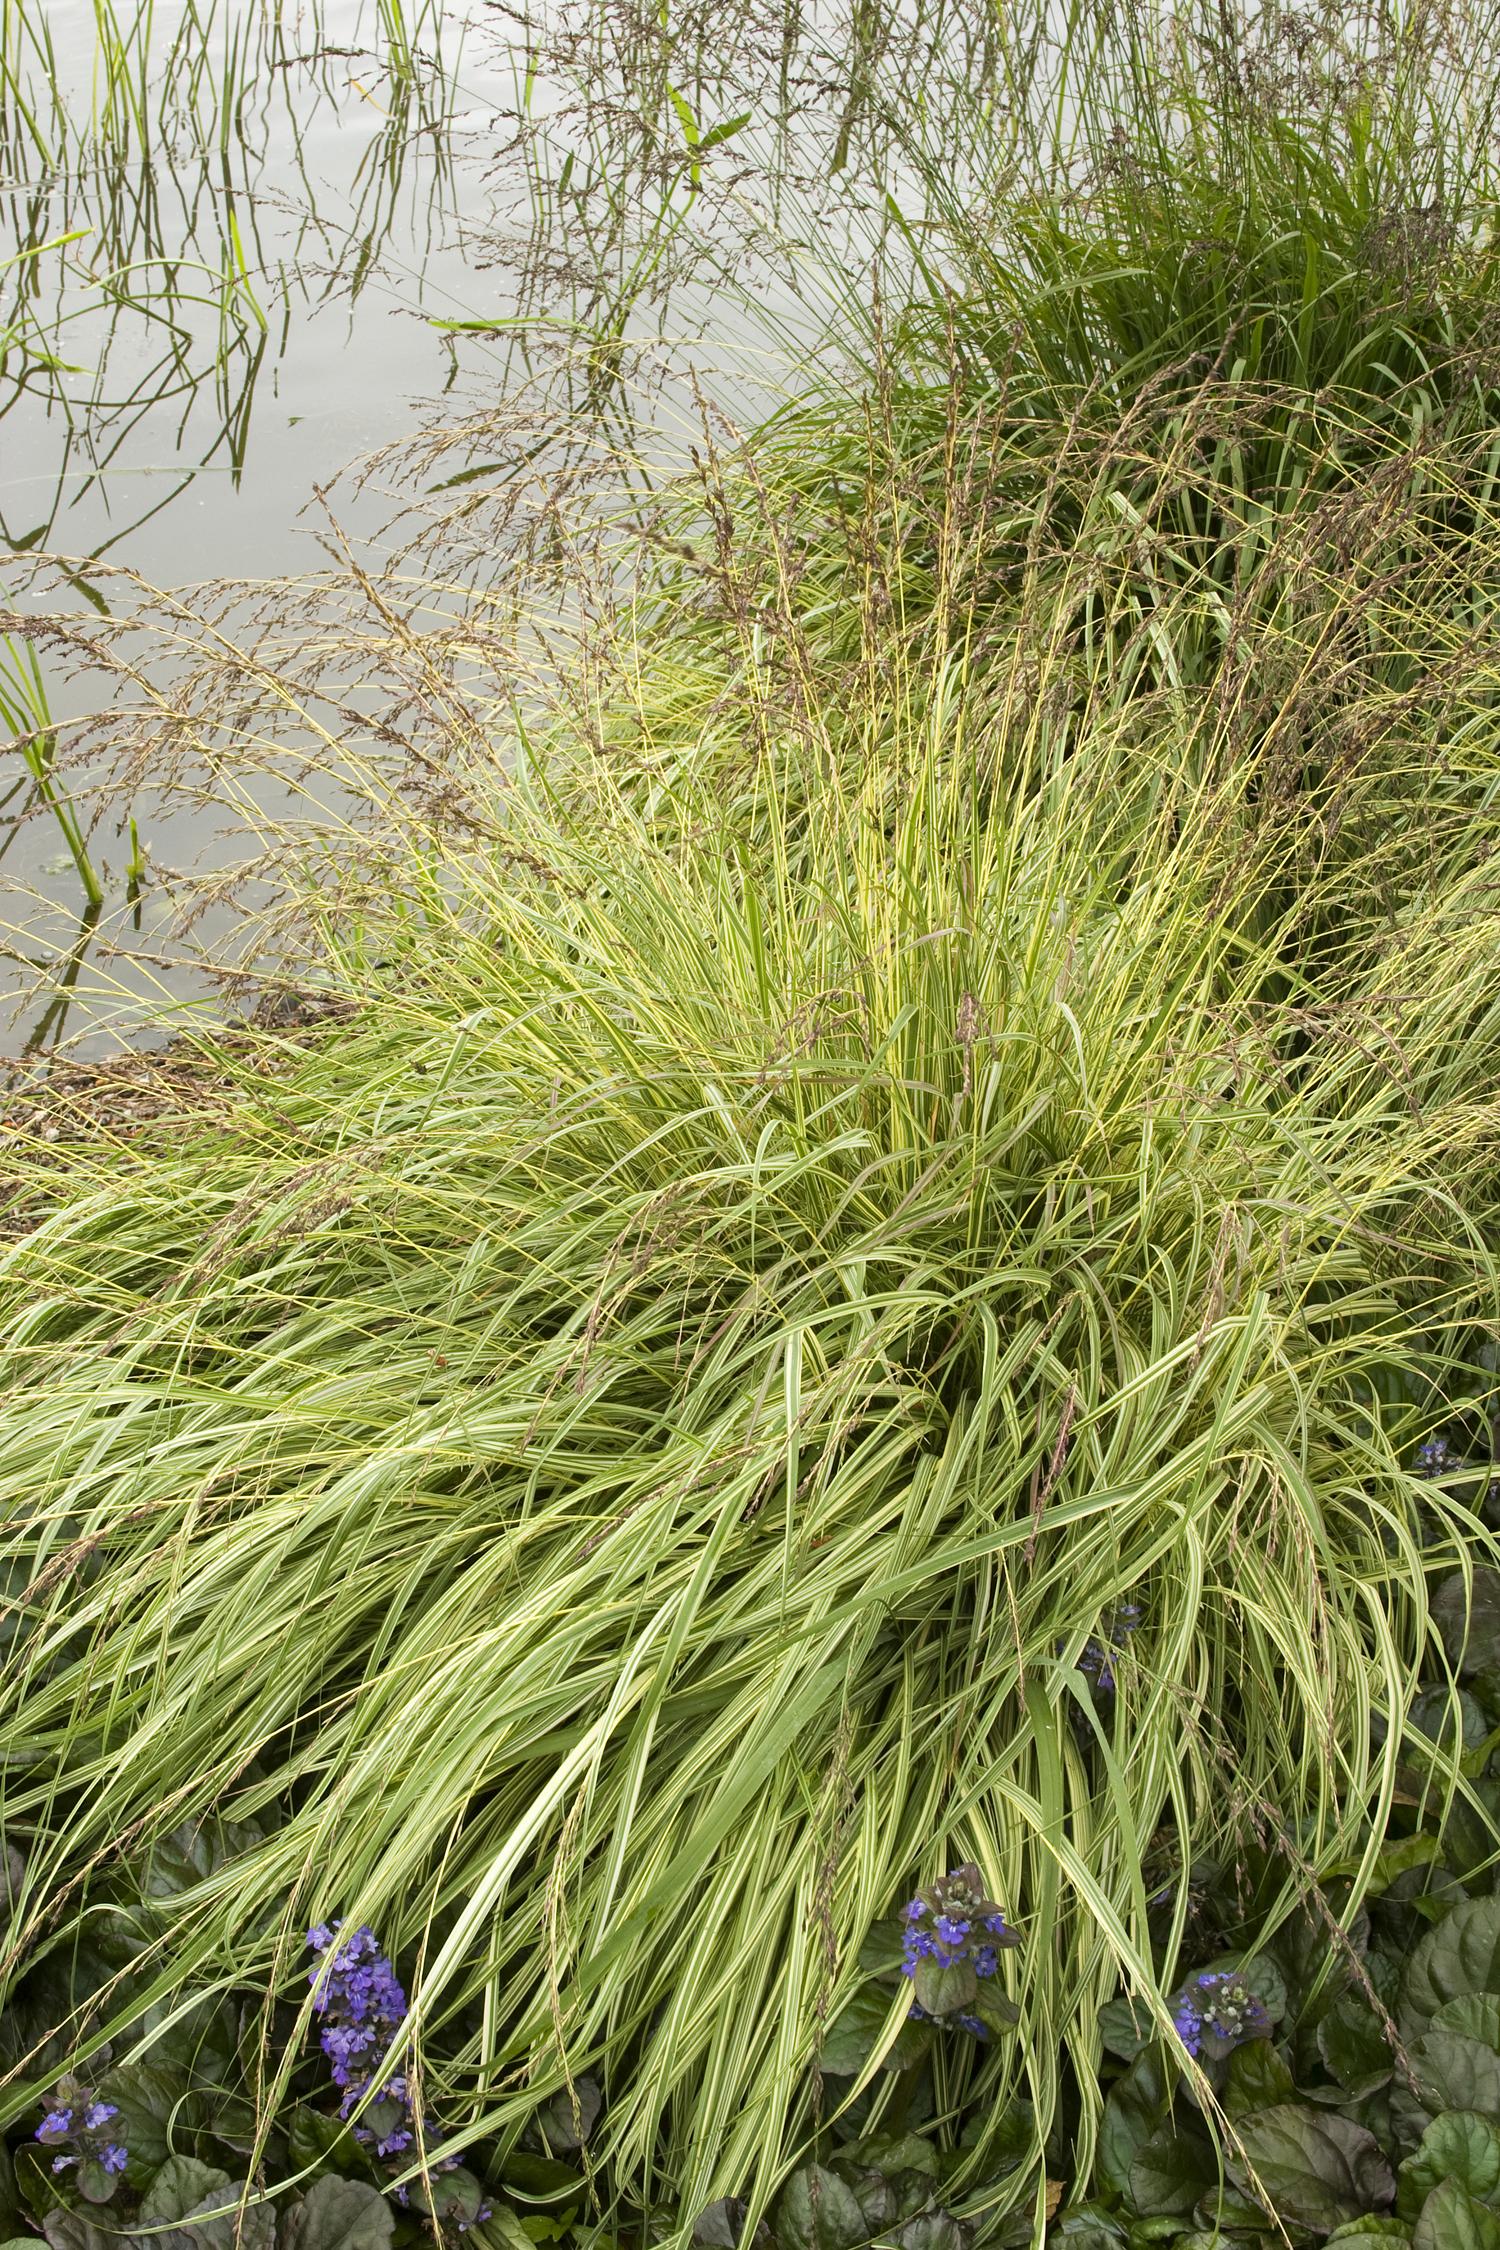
[0,0,61,167]
[0,625,103,909]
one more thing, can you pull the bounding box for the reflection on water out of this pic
[1,0,494,1052]
[0,0,989,1058]
[1,0,469,572]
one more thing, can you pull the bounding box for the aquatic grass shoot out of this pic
[0,0,465,561]
[0,619,102,907]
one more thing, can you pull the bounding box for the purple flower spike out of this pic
[1170,1969,1269,2062]
[1069,1601,1145,1698]
[896,1865,1019,2032]
[306,1923,475,2212]
[33,2092,129,2188]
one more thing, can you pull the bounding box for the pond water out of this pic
[1,0,983,1056]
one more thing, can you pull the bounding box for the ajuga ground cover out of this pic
[8,2,1500,2247]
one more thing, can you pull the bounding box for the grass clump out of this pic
[7,0,1500,2240]
[4,581,1500,2233]
[697,0,1500,756]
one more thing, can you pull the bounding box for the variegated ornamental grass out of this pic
[5,602,1500,2228]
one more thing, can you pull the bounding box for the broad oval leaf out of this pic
[1397,2032,1500,2134]
[1097,1996,1153,2062]
[1405,1900,1500,2029]
[137,1818,261,1902]
[1398,2111,1500,2213]
[1319,1993,1395,2096]
[41,2217,110,2250]
[162,2184,276,2250]
[1045,2215,1128,2247]
[1412,2177,1500,2250]
[912,1956,977,2019]
[853,2137,937,2182]
[773,2165,867,2250]
[1324,2220,1414,2242]
[856,1927,904,1978]
[1436,1998,1500,2051]
[75,2164,120,2209]
[1227,2104,1396,2232]
[1097,2050,1168,2199]
[1406,1689,1490,1758]
[520,2075,601,2156]
[888,2212,971,2250]
[969,1983,1021,2034]
[1190,2183,1266,2232]
[497,2153,580,2199]
[1224,2038,1296,2117]
[821,1988,929,2075]
[821,1991,888,2079]
[285,2109,361,2179]
[1276,1905,1372,2019]
[693,2198,769,2250]
[1431,1571,1500,1681]
[90,2061,188,2178]
[406,2170,488,2231]
[281,2177,395,2250]
[139,2160,233,2226]
[13,2147,59,2225]
[1127,2126,1218,2218]
[881,2174,943,2226]
[835,2167,891,2235]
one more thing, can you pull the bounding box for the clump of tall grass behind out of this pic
[690,0,1500,764]
[4,501,1500,2233]
[589,352,1500,1042]
[951,0,1500,405]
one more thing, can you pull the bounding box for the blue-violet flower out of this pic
[33,2086,128,2188]
[1171,1969,1270,2061]
[898,1864,1020,2041]
[307,1924,490,2229]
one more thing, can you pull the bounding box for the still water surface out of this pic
[0,0,956,1054]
